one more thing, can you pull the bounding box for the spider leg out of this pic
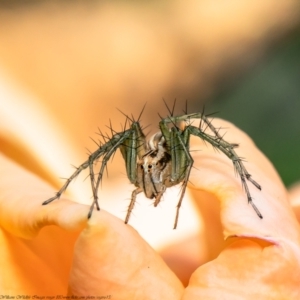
[89,138,126,218]
[89,121,147,219]
[43,123,143,220]
[87,159,100,218]
[165,112,262,190]
[42,160,90,205]
[42,136,118,207]
[188,124,263,218]
[42,139,115,207]
[171,128,194,229]
[125,187,143,224]
[160,110,262,222]
[199,113,261,191]
[153,187,165,207]
[159,117,193,229]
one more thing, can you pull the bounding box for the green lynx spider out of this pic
[43,105,262,229]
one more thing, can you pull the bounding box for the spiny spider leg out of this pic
[189,125,263,218]
[160,112,262,224]
[42,160,90,205]
[43,125,142,218]
[42,140,115,206]
[125,187,143,224]
[159,116,194,229]
[88,159,100,218]
[171,127,194,230]
[165,112,261,190]
[44,105,262,229]
[42,135,125,207]
[90,133,135,218]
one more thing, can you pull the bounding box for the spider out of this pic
[43,103,262,229]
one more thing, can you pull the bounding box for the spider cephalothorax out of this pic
[137,133,172,199]
[43,106,262,229]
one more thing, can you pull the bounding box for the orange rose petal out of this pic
[0,154,184,297]
[0,153,89,239]
[188,118,300,243]
[2,115,300,297]
[182,238,300,299]
[0,154,90,294]
[68,210,184,298]
[159,235,206,287]
[289,183,300,224]
[182,119,300,298]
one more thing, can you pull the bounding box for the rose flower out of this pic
[1,101,300,298]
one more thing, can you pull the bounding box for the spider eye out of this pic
[148,165,152,169]
[140,165,144,169]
